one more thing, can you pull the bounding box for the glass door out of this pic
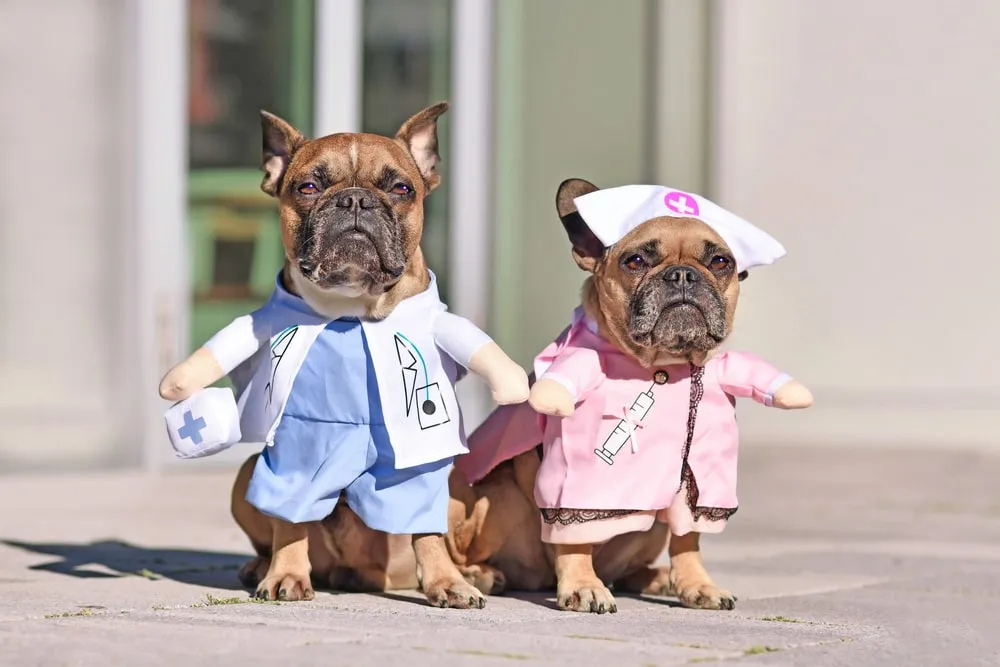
[186,0,315,352]
[151,0,491,469]
[186,0,454,349]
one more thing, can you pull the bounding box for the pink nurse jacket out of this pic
[455,308,792,518]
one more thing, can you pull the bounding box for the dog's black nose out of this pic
[663,265,700,286]
[334,187,377,211]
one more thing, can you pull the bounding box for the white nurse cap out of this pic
[572,184,786,272]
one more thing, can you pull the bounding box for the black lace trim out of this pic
[693,505,738,521]
[682,459,739,520]
[678,363,706,475]
[540,508,640,525]
[678,363,736,523]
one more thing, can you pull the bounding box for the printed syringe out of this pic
[594,384,656,465]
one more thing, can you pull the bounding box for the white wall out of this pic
[0,1,136,469]
[712,0,1000,447]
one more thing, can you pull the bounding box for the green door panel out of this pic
[186,0,314,357]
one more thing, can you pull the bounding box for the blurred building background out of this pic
[0,0,997,472]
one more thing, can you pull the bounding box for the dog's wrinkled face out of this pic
[556,178,744,366]
[606,217,739,359]
[258,103,448,297]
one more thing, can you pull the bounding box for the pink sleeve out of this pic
[538,346,605,402]
[714,350,792,407]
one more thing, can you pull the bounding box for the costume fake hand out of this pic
[772,379,813,409]
[158,347,226,402]
[467,342,530,405]
[528,378,575,417]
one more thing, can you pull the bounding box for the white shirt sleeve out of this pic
[433,311,494,369]
[203,309,270,375]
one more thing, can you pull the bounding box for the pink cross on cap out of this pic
[664,190,700,217]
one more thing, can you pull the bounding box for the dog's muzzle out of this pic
[297,187,407,287]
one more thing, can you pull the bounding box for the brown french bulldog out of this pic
[159,102,529,608]
[445,178,813,613]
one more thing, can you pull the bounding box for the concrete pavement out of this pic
[1,446,999,666]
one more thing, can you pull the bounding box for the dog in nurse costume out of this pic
[448,179,813,613]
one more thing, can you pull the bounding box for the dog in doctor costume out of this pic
[160,102,529,608]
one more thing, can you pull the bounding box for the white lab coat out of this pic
[203,271,491,469]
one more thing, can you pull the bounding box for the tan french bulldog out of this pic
[445,178,813,613]
[159,102,528,608]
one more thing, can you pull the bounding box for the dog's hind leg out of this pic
[327,566,388,592]
[446,488,504,595]
[231,454,272,589]
[615,565,673,596]
[446,469,518,596]
[605,520,672,596]
[457,563,507,595]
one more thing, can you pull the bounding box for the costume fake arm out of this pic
[715,351,813,409]
[528,347,605,417]
[158,312,268,402]
[434,312,529,405]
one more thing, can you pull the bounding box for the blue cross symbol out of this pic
[178,410,207,445]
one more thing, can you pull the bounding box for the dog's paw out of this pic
[423,575,487,609]
[557,580,618,614]
[460,564,507,596]
[254,569,315,602]
[237,556,270,589]
[674,581,737,610]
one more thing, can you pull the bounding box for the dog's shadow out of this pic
[2,538,251,590]
[2,539,695,607]
[372,590,687,611]
[506,591,690,612]
[374,590,564,610]
[502,590,687,610]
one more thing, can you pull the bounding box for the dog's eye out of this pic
[390,183,412,196]
[624,254,647,271]
[298,182,319,195]
[709,255,731,271]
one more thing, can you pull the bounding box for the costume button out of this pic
[653,370,669,385]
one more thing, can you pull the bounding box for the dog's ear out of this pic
[260,110,306,197]
[396,101,450,193]
[556,178,605,273]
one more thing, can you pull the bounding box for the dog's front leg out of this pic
[254,518,315,601]
[413,533,486,608]
[668,531,736,610]
[555,544,617,614]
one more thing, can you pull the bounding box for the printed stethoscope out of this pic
[394,332,437,417]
